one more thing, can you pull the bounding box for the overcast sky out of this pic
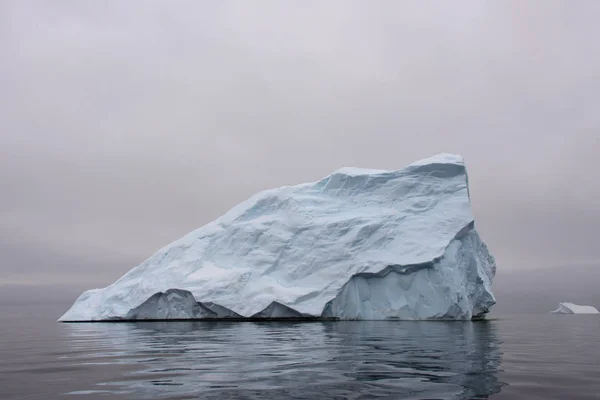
[1,1,599,289]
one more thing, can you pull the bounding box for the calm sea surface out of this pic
[1,302,599,400]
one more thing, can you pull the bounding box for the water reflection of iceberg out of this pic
[321,321,504,399]
[64,321,504,399]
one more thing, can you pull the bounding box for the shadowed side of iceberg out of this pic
[67,290,322,322]
[203,302,244,318]
[125,289,217,320]
[321,222,496,320]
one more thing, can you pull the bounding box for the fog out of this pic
[1,2,598,309]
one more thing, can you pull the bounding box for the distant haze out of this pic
[1,1,599,309]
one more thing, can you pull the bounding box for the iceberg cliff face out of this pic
[59,153,497,321]
[550,302,599,314]
[321,227,495,320]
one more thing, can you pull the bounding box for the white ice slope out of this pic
[59,153,497,321]
[550,302,599,314]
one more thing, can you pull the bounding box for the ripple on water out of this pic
[2,312,600,400]
[55,320,505,399]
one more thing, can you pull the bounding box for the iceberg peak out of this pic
[327,153,465,179]
[408,153,465,167]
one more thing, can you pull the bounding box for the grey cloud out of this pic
[1,1,599,287]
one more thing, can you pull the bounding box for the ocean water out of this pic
[1,302,599,400]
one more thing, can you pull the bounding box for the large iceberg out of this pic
[550,302,599,314]
[59,153,497,321]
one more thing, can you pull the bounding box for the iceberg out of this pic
[59,153,497,321]
[550,302,599,314]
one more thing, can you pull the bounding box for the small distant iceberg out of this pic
[550,302,599,315]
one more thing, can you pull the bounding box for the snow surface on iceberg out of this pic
[550,302,599,314]
[59,153,497,321]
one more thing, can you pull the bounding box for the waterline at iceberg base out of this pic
[60,153,497,322]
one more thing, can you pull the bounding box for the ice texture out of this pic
[125,289,217,320]
[59,153,497,321]
[550,302,599,314]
